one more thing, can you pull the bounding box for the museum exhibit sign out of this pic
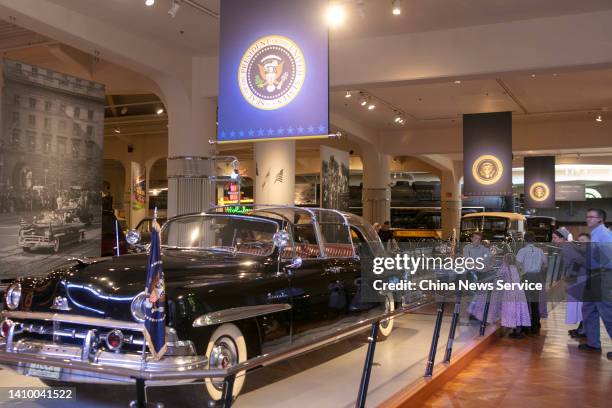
[524,156,556,208]
[320,145,349,210]
[217,0,329,143]
[463,112,513,196]
[0,60,105,280]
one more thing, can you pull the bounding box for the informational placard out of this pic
[556,183,586,202]
[218,0,329,143]
[463,112,513,196]
[320,146,349,210]
[524,156,556,208]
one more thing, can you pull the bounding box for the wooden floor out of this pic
[421,304,612,408]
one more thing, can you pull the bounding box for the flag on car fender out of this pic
[143,218,167,359]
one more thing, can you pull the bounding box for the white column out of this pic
[254,140,295,205]
[440,169,462,239]
[361,149,391,224]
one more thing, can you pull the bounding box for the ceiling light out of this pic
[368,104,376,110]
[145,0,155,6]
[531,74,536,78]
[595,115,603,122]
[326,3,346,27]
[360,94,368,106]
[345,91,352,98]
[156,107,165,115]
[114,127,121,134]
[454,80,461,84]
[392,0,401,15]
[168,0,180,17]
[120,107,128,115]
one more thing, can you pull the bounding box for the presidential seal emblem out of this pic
[238,35,306,110]
[472,154,503,185]
[529,182,550,202]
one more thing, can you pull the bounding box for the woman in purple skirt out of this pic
[499,253,532,338]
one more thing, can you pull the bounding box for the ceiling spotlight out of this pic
[595,115,603,122]
[360,94,368,106]
[156,107,165,115]
[531,73,536,78]
[145,0,155,6]
[114,127,121,134]
[345,91,352,98]
[120,107,128,115]
[454,80,461,84]
[168,0,180,17]
[326,3,346,27]
[368,104,376,110]
[392,0,401,15]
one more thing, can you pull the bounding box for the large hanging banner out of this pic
[524,156,556,208]
[218,0,329,143]
[320,146,349,210]
[463,112,513,196]
[0,60,105,280]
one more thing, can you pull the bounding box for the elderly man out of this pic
[579,208,612,359]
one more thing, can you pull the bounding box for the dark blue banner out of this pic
[524,156,556,208]
[218,0,329,142]
[144,222,167,359]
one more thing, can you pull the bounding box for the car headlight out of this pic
[5,283,21,310]
[130,291,147,322]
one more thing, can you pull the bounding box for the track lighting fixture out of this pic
[392,0,401,16]
[145,0,155,6]
[168,0,180,17]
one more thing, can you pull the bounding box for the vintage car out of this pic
[460,211,526,244]
[18,208,86,253]
[392,207,485,242]
[0,206,393,402]
[526,216,557,242]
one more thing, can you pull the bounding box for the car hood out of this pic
[15,250,274,318]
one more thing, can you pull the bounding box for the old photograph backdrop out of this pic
[0,59,105,279]
[320,146,349,211]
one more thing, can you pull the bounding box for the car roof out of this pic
[462,212,526,221]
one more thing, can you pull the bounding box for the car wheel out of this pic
[203,323,247,402]
[378,293,395,339]
[53,239,60,253]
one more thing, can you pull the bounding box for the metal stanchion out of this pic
[479,289,493,336]
[130,378,146,408]
[425,301,446,377]
[221,374,236,408]
[355,322,380,408]
[443,294,462,363]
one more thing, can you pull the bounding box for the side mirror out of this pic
[273,231,289,249]
[286,257,302,269]
[126,229,141,245]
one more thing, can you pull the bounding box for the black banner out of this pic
[463,112,513,196]
[524,156,556,208]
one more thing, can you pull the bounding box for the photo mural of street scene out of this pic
[0,60,105,279]
[320,146,349,211]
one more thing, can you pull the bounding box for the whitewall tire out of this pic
[378,293,395,339]
[203,323,248,401]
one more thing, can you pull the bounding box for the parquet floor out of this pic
[421,304,612,408]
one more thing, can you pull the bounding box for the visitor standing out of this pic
[517,231,548,334]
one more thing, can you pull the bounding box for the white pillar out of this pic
[254,140,295,205]
[440,169,462,239]
[361,149,391,224]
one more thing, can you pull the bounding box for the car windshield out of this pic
[160,214,279,256]
[462,216,508,232]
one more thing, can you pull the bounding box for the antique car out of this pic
[526,216,557,242]
[0,206,393,402]
[18,208,86,253]
[392,207,485,242]
[460,211,526,244]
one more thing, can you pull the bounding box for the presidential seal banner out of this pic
[218,0,329,143]
[463,112,513,196]
[143,219,167,359]
[524,156,556,208]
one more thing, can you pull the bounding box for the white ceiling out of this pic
[43,0,612,58]
[332,68,612,130]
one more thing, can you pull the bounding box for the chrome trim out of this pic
[0,311,144,332]
[193,303,292,327]
[82,329,96,361]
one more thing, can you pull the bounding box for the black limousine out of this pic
[1,206,396,401]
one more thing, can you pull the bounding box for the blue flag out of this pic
[143,221,167,359]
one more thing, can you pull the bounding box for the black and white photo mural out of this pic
[320,146,349,211]
[0,60,105,279]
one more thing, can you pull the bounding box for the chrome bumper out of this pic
[0,312,208,385]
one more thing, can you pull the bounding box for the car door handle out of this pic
[325,266,343,274]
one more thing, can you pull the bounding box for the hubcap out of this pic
[380,296,391,329]
[208,336,238,390]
